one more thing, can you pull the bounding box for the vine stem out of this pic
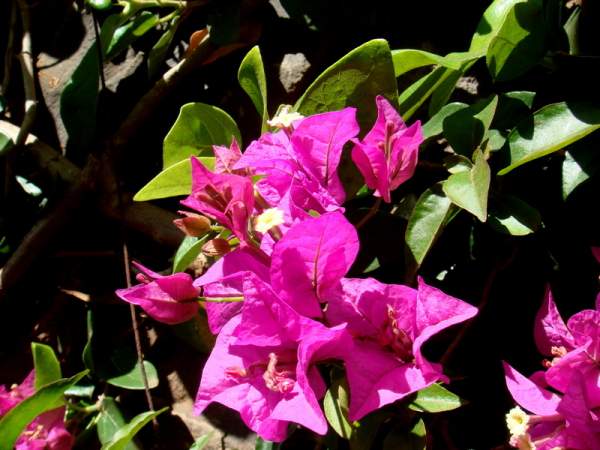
[122,242,158,429]
[356,197,382,229]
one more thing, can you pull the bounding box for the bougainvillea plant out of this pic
[2,0,600,448]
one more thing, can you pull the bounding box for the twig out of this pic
[440,246,518,366]
[356,197,382,229]
[1,1,18,97]
[122,243,158,428]
[15,0,37,146]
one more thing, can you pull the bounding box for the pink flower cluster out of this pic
[0,372,73,450]
[117,97,479,441]
[504,290,600,449]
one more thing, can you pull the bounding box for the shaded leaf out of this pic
[105,12,159,61]
[406,183,457,266]
[492,91,536,131]
[0,132,14,156]
[443,95,498,156]
[488,195,542,236]
[443,149,491,222]
[295,39,398,128]
[499,102,600,175]
[562,142,600,199]
[148,19,180,78]
[428,68,465,116]
[105,348,159,390]
[190,434,212,450]
[408,383,464,413]
[97,397,139,450]
[0,371,88,450]
[134,157,215,201]
[422,102,468,139]
[32,342,62,390]
[172,235,209,274]
[383,419,426,450]
[101,407,168,450]
[238,46,268,131]
[163,103,241,169]
[255,437,279,450]
[486,0,547,81]
[324,373,354,439]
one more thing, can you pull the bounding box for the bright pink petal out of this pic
[291,108,359,204]
[412,277,478,356]
[351,140,390,202]
[388,120,422,191]
[213,138,243,174]
[270,212,359,317]
[567,309,600,360]
[534,289,575,355]
[503,362,561,416]
[345,340,437,421]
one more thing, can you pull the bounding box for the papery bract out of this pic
[291,108,359,204]
[194,247,270,334]
[213,138,244,174]
[351,96,423,203]
[181,157,254,243]
[194,275,350,442]
[326,276,477,420]
[116,262,199,324]
[270,211,359,318]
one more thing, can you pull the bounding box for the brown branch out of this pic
[15,0,37,146]
[1,1,18,97]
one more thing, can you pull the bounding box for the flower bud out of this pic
[173,211,212,237]
[202,238,231,257]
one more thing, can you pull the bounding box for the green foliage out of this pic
[32,342,62,390]
[488,195,541,236]
[97,397,140,450]
[407,383,464,413]
[238,46,269,132]
[255,437,279,450]
[163,103,241,169]
[324,372,354,439]
[105,12,160,61]
[134,156,214,201]
[0,371,88,450]
[499,102,600,175]
[295,39,398,128]
[172,235,209,273]
[101,407,168,450]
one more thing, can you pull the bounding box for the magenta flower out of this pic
[0,372,73,450]
[534,290,600,406]
[503,362,600,449]
[270,211,359,318]
[194,274,350,442]
[213,138,245,175]
[194,247,270,334]
[351,96,423,203]
[116,262,199,324]
[326,276,477,420]
[181,157,254,243]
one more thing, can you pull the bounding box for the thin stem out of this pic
[123,243,158,429]
[91,10,106,90]
[1,1,17,96]
[356,197,382,229]
[197,296,244,303]
[15,0,37,147]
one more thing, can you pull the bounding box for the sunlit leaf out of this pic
[32,342,62,390]
[97,397,140,450]
[488,195,541,236]
[101,407,168,450]
[238,46,268,131]
[324,372,354,439]
[408,383,464,413]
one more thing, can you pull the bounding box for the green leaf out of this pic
[64,381,95,398]
[398,66,459,121]
[295,39,398,128]
[564,6,581,56]
[488,195,541,236]
[255,437,279,450]
[486,0,547,81]
[83,309,95,373]
[87,0,113,11]
[189,434,212,450]
[60,43,99,152]
[427,68,464,117]
[0,132,14,156]
[134,156,215,201]
[0,371,88,450]
[391,49,469,77]
[163,103,241,169]
[443,95,498,156]
[562,143,600,199]
[492,91,536,131]
[97,397,140,450]
[101,407,168,450]
[105,348,159,390]
[105,12,159,61]
[406,183,457,266]
[469,0,527,56]
[148,19,180,78]
[32,342,62,390]
[408,383,464,413]
[443,149,491,222]
[323,373,354,439]
[444,154,473,174]
[383,419,426,450]
[238,46,268,132]
[172,235,209,273]
[422,102,468,139]
[499,102,600,175]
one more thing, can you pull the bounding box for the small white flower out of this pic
[255,208,285,233]
[267,105,304,129]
